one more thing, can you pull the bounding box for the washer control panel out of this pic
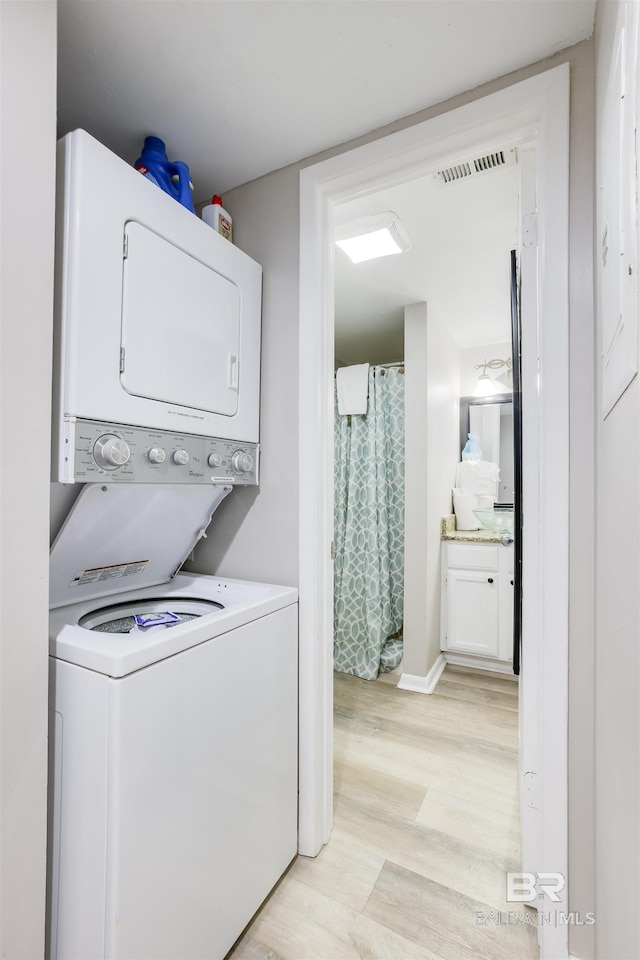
[65,419,259,485]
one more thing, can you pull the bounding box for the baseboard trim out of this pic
[397,654,446,695]
[444,652,516,676]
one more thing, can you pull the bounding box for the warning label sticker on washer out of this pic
[69,560,149,587]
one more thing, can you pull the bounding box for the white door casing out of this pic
[298,65,569,960]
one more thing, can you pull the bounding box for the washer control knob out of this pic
[93,434,131,471]
[148,447,166,464]
[208,453,223,468]
[173,449,190,465]
[231,451,254,474]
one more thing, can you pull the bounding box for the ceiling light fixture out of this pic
[472,358,512,397]
[335,212,411,264]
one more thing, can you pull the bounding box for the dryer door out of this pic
[121,222,240,416]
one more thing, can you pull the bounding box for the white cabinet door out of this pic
[445,569,500,657]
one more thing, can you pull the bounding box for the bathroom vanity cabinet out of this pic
[440,540,514,672]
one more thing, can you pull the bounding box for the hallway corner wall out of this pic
[403,303,460,680]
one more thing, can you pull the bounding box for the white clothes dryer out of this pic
[47,484,298,960]
[53,130,262,484]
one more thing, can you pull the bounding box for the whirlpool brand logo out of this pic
[167,409,205,420]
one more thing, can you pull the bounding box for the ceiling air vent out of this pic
[434,147,517,187]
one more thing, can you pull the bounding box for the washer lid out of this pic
[50,482,232,609]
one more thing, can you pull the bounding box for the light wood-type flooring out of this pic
[228,665,538,960]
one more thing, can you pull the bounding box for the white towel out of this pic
[455,459,500,498]
[336,363,369,415]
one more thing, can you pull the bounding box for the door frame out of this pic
[298,65,570,960]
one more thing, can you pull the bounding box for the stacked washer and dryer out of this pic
[47,131,298,960]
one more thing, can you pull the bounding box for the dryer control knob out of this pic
[148,447,166,464]
[173,449,190,465]
[231,451,254,474]
[93,434,131,471]
[208,453,223,468]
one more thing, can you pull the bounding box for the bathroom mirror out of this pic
[459,395,514,505]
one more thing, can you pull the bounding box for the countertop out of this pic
[440,514,502,543]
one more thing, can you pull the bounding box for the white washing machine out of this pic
[48,483,298,960]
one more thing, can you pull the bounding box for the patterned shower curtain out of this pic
[334,366,405,680]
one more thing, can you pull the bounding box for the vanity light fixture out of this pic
[472,358,512,397]
[335,212,411,264]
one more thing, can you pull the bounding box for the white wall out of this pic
[594,5,640,958]
[403,303,460,680]
[459,341,512,396]
[403,305,429,677]
[0,2,57,956]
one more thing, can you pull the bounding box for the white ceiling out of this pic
[57,1,594,201]
[334,159,520,364]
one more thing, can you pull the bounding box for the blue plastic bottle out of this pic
[134,136,195,213]
[462,433,483,460]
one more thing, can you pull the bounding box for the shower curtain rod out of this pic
[334,361,404,375]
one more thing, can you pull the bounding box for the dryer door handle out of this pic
[228,354,239,391]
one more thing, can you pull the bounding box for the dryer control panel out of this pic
[61,419,259,485]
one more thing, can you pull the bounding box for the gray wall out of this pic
[199,40,597,957]
[0,2,57,956]
[186,166,300,586]
[594,4,640,958]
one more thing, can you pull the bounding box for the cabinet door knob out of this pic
[488,577,494,584]
[510,579,514,586]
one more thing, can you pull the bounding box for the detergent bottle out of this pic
[201,195,233,242]
[134,136,195,213]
